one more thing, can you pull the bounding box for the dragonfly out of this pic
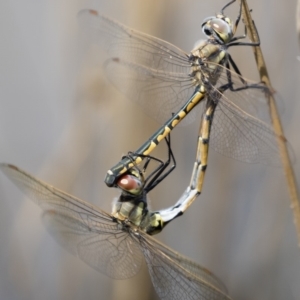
[0,155,232,300]
[78,0,281,195]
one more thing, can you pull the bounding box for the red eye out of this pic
[117,174,142,191]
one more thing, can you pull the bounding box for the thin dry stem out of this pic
[240,0,300,246]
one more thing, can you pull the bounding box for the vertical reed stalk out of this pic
[241,0,300,246]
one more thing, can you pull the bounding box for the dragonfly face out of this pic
[112,168,165,235]
[116,167,145,195]
[202,15,234,44]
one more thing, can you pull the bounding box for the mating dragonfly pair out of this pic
[1,1,282,299]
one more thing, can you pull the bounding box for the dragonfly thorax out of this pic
[112,195,164,235]
[202,15,233,44]
[113,166,165,234]
[112,198,147,226]
[189,41,227,87]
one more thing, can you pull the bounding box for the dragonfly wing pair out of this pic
[0,164,231,299]
[0,163,142,279]
[79,9,203,126]
[79,9,283,166]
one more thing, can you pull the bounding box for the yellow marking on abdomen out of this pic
[171,111,186,127]
[199,141,209,165]
[196,167,206,192]
[143,141,157,155]
[186,91,205,112]
[156,127,171,143]
[119,166,129,175]
[134,157,143,164]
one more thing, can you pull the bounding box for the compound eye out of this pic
[209,18,233,43]
[212,19,231,35]
[117,174,142,191]
[117,174,143,194]
[201,16,214,26]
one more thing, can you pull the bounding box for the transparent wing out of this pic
[42,208,142,279]
[212,67,272,121]
[78,9,189,73]
[137,231,232,300]
[104,58,200,125]
[0,164,143,279]
[78,9,198,125]
[206,69,283,165]
[161,247,228,294]
[79,8,286,165]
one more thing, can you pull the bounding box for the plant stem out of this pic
[240,0,300,246]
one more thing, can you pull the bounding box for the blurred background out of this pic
[0,0,300,299]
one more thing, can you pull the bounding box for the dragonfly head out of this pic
[117,167,145,195]
[201,14,233,44]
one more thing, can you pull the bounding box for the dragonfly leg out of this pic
[228,8,261,47]
[225,54,249,88]
[221,0,237,15]
[225,75,267,93]
[225,55,267,94]
[229,25,247,43]
[105,90,205,187]
[143,134,176,193]
[122,133,176,194]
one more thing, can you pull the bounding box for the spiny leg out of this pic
[220,0,260,47]
[122,133,176,193]
[221,0,237,15]
[221,0,241,35]
[227,4,260,47]
[105,89,205,187]
[144,133,176,193]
